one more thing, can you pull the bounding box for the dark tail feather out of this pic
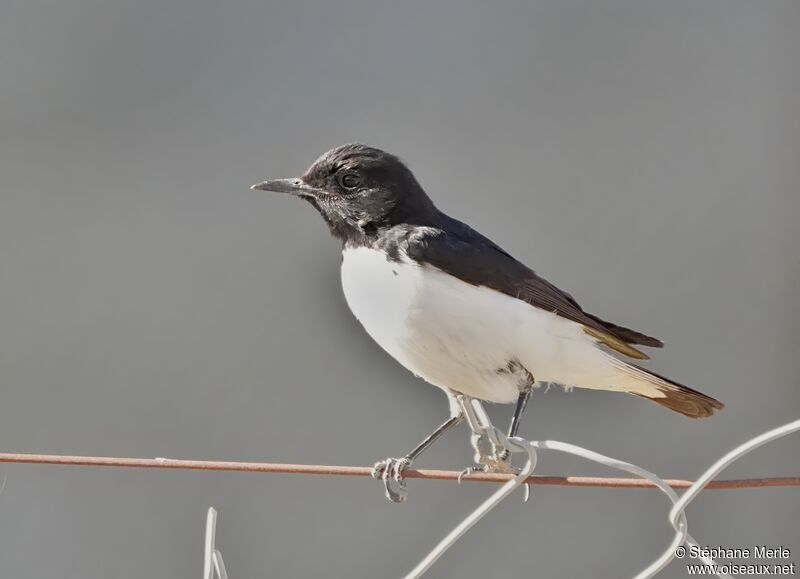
[626,363,724,418]
[586,314,665,348]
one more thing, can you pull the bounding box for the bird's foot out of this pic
[457,455,531,502]
[468,427,517,473]
[496,448,515,467]
[457,448,518,484]
[457,464,487,484]
[482,451,517,474]
[371,456,412,503]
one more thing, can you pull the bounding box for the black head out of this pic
[251,144,437,242]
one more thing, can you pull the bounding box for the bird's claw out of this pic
[457,464,487,484]
[484,453,517,474]
[457,459,531,502]
[457,454,516,482]
[371,457,412,503]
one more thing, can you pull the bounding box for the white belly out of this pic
[340,246,622,404]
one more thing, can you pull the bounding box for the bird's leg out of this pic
[458,395,517,476]
[507,390,531,439]
[372,395,464,503]
[494,389,532,466]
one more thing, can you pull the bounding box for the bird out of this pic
[251,143,723,502]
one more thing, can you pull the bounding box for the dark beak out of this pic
[250,177,317,196]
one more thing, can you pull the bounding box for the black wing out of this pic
[403,218,663,359]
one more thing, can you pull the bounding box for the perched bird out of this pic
[252,144,723,502]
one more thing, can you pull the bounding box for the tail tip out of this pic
[643,387,724,419]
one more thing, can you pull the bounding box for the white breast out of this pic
[340,246,628,404]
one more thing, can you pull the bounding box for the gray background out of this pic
[1,1,798,577]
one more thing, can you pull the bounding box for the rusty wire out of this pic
[0,452,797,490]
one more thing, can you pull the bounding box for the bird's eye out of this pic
[338,173,361,190]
